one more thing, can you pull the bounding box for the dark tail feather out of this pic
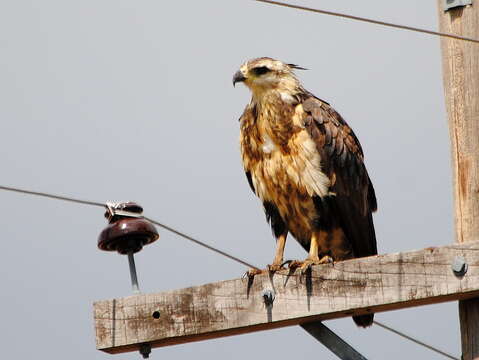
[353,314,374,328]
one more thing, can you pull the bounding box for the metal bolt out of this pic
[262,290,275,305]
[128,251,141,294]
[139,343,151,359]
[452,256,468,276]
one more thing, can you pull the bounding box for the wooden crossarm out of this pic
[94,241,479,354]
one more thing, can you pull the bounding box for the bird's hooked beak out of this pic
[232,70,246,87]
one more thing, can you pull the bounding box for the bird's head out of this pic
[232,57,306,98]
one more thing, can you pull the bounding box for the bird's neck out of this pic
[250,76,301,105]
[248,88,300,149]
[251,88,298,109]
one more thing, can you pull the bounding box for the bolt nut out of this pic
[139,343,151,359]
[452,256,468,276]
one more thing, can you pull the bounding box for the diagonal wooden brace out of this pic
[302,321,368,359]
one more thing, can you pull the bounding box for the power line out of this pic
[374,321,460,360]
[254,0,479,44]
[0,185,258,270]
[144,216,259,269]
[0,185,104,208]
[0,185,461,359]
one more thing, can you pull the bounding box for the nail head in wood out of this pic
[152,311,161,319]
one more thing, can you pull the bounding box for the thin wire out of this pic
[254,0,479,44]
[0,185,258,270]
[373,321,460,360]
[0,185,461,358]
[0,185,105,207]
[144,216,259,269]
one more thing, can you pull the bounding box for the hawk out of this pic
[233,57,377,327]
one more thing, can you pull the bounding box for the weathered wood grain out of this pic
[437,3,479,359]
[437,2,479,246]
[95,242,479,354]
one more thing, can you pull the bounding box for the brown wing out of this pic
[302,96,377,258]
[238,103,259,195]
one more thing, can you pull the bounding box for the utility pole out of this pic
[437,1,479,359]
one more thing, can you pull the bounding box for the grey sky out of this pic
[1,1,458,359]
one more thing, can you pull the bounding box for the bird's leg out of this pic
[245,233,288,277]
[308,231,321,262]
[268,233,287,272]
[289,231,332,272]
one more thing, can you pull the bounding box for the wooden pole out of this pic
[94,242,479,354]
[437,2,479,359]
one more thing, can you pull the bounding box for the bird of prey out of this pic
[233,57,377,327]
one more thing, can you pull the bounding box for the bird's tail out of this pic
[353,314,374,328]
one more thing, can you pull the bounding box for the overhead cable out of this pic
[0,185,258,270]
[254,0,479,44]
[373,321,460,360]
[0,185,104,208]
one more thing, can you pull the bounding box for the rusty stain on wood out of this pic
[459,158,470,200]
[94,241,479,354]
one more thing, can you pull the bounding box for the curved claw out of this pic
[300,260,315,274]
[318,255,334,265]
[243,268,265,278]
[267,263,286,272]
[281,259,293,267]
[287,260,303,270]
[285,256,335,274]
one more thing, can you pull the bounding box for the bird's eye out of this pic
[252,66,271,76]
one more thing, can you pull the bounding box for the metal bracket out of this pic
[301,322,368,360]
[444,0,472,11]
[105,201,144,221]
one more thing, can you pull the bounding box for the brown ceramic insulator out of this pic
[98,202,159,254]
[98,218,159,254]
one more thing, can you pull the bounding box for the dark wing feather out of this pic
[245,171,255,194]
[303,96,377,258]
